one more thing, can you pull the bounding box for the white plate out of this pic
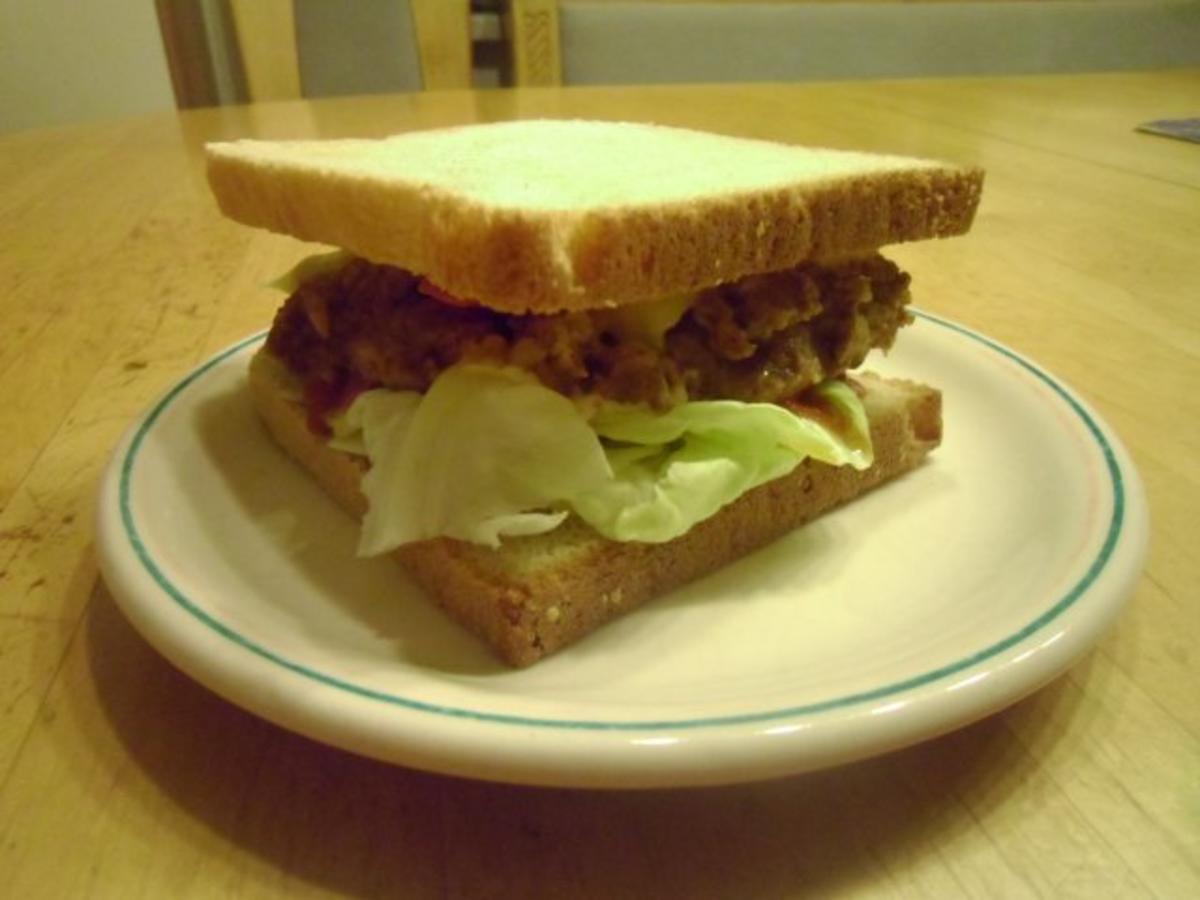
[96,312,1147,788]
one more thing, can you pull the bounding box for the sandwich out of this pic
[205,120,983,666]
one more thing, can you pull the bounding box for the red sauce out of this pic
[302,371,372,437]
[418,278,478,308]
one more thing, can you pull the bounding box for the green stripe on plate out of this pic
[118,312,1125,731]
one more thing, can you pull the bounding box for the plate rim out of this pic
[110,312,1134,733]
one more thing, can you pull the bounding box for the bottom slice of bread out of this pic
[248,350,942,667]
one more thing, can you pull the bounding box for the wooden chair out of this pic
[158,0,475,108]
[231,0,472,98]
[506,0,1200,87]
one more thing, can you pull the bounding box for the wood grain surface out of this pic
[1,71,1198,898]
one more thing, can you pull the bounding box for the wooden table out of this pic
[2,71,1197,898]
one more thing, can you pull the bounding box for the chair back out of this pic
[159,0,473,108]
[231,0,472,97]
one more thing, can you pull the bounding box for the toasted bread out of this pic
[248,348,941,666]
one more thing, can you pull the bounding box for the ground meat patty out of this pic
[667,255,912,403]
[267,254,911,414]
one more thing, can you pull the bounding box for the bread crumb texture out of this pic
[208,120,982,313]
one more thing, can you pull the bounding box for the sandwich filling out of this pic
[267,253,911,420]
[262,253,912,552]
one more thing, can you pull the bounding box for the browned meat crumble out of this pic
[267,254,912,421]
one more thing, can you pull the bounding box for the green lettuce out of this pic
[269,249,352,293]
[332,365,612,553]
[576,384,871,542]
[329,364,873,554]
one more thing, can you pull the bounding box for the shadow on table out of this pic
[78,583,1103,899]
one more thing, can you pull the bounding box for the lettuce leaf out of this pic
[339,365,612,553]
[269,249,352,293]
[574,380,872,542]
[332,365,872,554]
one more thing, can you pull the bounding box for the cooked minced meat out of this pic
[667,255,912,403]
[267,254,911,417]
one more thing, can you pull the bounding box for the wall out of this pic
[0,0,175,134]
[552,0,1200,85]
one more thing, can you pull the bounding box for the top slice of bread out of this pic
[207,119,983,313]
